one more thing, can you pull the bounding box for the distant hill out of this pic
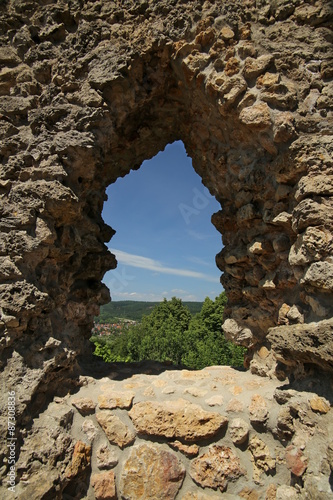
[96,300,203,323]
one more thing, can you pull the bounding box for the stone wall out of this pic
[6,364,333,499]
[0,0,332,497]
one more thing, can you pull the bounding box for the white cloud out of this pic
[111,249,219,283]
[186,229,216,241]
[187,256,212,267]
[111,290,199,302]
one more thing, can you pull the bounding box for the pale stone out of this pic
[98,390,134,409]
[222,319,254,347]
[205,394,224,406]
[96,444,118,469]
[276,485,299,499]
[81,420,98,442]
[72,397,96,415]
[239,102,272,129]
[249,394,269,424]
[91,471,116,500]
[183,387,207,397]
[190,445,245,492]
[182,493,221,500]
[243,55,273,79]
[229,418,249,445]
[129,399,228,441]
[249,435,276,479]
[96,411,136,448]
[119,443,185,500]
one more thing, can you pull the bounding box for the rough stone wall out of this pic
[5,364,333,499]
[0,0,332,496]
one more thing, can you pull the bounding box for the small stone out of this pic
[257,72,280,87]
[65,441,91,479]
[96,444,118,469]
[258,346,270,359]
[226,398,244,413]
[221,26,234,41]
[249,435,275,481]
[310,395,330,414]
[81,419,98,442]
[119,443,185,500]
[229,418,249,445]
[169,440,199,457]
[239,487,259,500]
[243,55,273,79]
[96,411,136,448]
[91,470,116,500]
[265,484,277,500]
[184,387,207,397]
[190,445,245,492]
[239,102,272,130]
[72,397,96,415]
[249,394,269,424]
[98,390,134,409]
[285,445,308,476]
[205,395,224,406]
[276,485,299,499]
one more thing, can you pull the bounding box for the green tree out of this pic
[91,293,246,368]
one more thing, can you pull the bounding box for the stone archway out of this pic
[0,0,332,495]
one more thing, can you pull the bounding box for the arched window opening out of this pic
[91,141,246,368]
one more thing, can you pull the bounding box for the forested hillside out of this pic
[96,300,203,322]
[91,294,246,369]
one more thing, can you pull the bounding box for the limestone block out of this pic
[98,390,135,409]
[239,102,272,130]
[222,319,254,347]
[119,443,185,500]
[190,445,245,492]
[309,395,330,414]
[229,418,249,445]
[81,420,98,442]
[267,319,333,372]
[96,444,118,469]
[302,262,333,290]
[91,471,116,500]
[129,399,228,441]
[96,411,136,448]
[249,394,269,425]
[243,55,273,79]
[249,435,275,480]
[72,397,96,415]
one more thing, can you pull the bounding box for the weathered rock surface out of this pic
[3,365,332,499]
[96,411,136,449]
[190,445,245,492]
[119,443,185,500]
[129,398,228,441]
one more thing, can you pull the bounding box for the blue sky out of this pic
[102,141,223,302]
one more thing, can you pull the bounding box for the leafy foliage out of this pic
[91,293,246,369]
